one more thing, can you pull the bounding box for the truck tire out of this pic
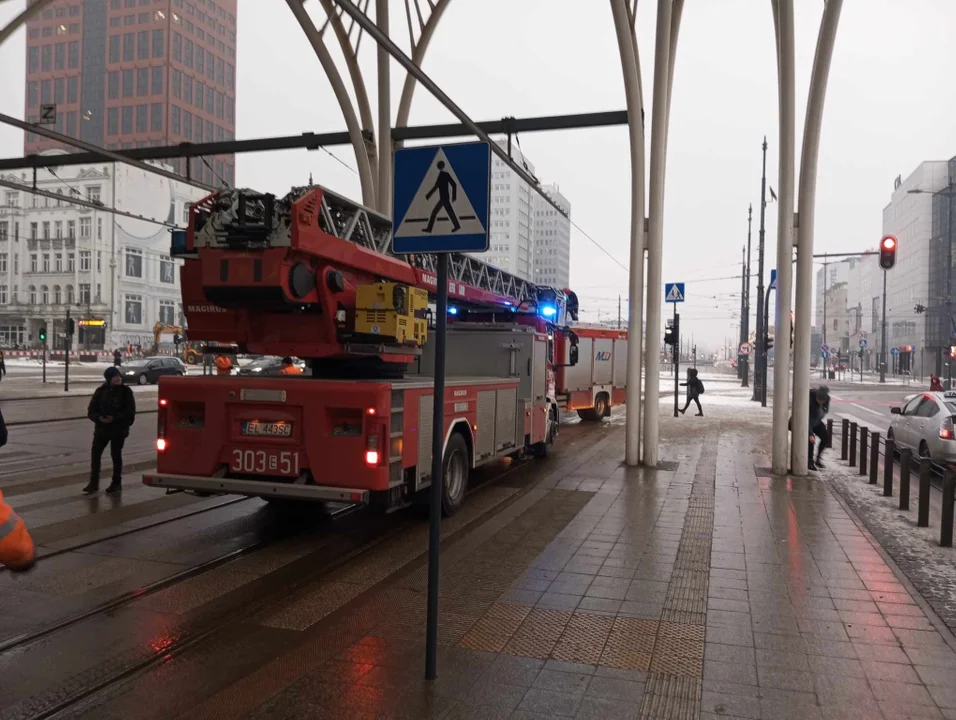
[577,393,609,422]
[532,405,557,458]
[441,432,469,517]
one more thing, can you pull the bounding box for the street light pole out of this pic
[742,205,752,387]
[753,138,768,403]
[880,269,887,384]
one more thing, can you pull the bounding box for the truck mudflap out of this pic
[142,472,370,504]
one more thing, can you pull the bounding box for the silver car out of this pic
[889,391,956,464]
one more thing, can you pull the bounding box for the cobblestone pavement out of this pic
[82,392,956,719]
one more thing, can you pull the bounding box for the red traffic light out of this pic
[879,235,898,270]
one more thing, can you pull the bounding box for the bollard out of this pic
[942,471,955,548]
[827,419,834,454]
[918,458,932,527]
[869,432,880,485]
[849,422,858,466]
[841,418,849,460]
[883,438,895,496]
[900,449,912,510]
[860,428,869,477]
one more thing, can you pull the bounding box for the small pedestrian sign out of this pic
[820,344,829,355]
[392,141,491,255]
[665,283,685,303]
[39,104,56,125]
[859,338,868,349]
[891,347,900,356]
[769,268,777,291]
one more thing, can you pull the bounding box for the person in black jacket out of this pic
[808,386,830,470]
[679,368,704,416]
[83,366,136,494]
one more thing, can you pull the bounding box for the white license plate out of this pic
[230,449,301,476]
[242,421,292,437]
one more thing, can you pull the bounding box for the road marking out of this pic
[849,403,887,418]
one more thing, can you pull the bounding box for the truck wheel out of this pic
[532,406,557,458]
[577,408,600,422]
[186,354,198,365]
[594,393,609,418]
[441,432,469,517]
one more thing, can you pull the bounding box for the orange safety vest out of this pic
[215,356,233,376]
[279,364,303,375]
[0,490,35,572]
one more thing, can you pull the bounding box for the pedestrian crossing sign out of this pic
[392,141,491,255]
[665,283,685,303]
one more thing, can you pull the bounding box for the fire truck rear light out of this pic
[159,398,168,406]
[365,450,379,465]
[366,407,376,415]
[156,438,168,452]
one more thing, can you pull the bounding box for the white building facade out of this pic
[0,150,204,351]
[533,183,571,289]
[483,138,536,281]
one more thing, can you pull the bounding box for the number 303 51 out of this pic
[231,449,300,476]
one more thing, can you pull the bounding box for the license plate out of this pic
[230,449,301,477]
[242,420,292,437]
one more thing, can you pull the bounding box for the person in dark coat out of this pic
[0,349,5,381]
[808,386,830,470]
[84,366,136,494]
[679,368,704,416]
[113,349,122,367]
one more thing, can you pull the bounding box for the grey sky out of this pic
[1,0,954,353]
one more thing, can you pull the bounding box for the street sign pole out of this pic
[64,308,71,392]
[673,304,679,418]
[42,338,46,384]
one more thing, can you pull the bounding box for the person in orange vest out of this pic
[0,407,35,572]
[278,357,303,375]
[214,355,233,376]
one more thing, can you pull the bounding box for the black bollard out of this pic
[827,419,834,453]
[860,428,869,477]
[869,432,880,485]
[841,418,849,460]
[918,458,932,528]
[899,449,912,511]
[942,471,955,548]
[883,438,895,496]
[849,422,858,466]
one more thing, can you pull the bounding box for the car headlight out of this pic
[125,371,136,375]
[251,367,262,372]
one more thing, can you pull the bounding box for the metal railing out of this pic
[832,417,955,547]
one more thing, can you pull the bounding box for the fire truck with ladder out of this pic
[143,184,627,514]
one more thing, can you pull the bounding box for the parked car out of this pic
[121,356,186,385]
[236,356,305,376]
[888,391,956,464]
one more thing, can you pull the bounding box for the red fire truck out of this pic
[143,184,624,515]
[555,324,628,421]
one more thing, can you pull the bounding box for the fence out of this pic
[831,417,955,547]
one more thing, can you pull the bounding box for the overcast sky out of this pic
[1,0,954,354]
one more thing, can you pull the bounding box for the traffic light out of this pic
[879,235,898,270]
[38,325,47,343]
[950,345,956,359]
[765,335,774,354]
[664,315,679,346]
[66,318,75,336]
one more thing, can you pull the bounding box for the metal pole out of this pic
[753,139,768,403]
[884,437,895,496]
[641,0,675,469]
[848,421,857,466]
[771,0,796,475]
[942,471,955,547]
[763,289,772,407]
[743,205,752,387]
[425,253,448,680]
[869,431,880,485]
[610,0,646,467]
[42,337,46,383]
[840,418,848,460]
[673,307,679,418]
[791,0,842,474]
[918,458,931,527]
[376,0,391,215]
[900,448,911,510]
[740,245,746,381]
[880,270,887,383]
[860,427,868,476]
[823,254,828,378]
[64,308,70,393]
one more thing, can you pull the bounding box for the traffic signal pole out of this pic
[753,138,768,404]
[880,269,887,384]
[64,308,71,392]
[673,307,680,418]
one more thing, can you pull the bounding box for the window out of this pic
[152,28,164,57]
[55,77,64,104]
[173,31,181,61]
[215,91,223,119]
[27,82,38,108]
[206,86,214,113]
[195,45,203,74]
[42,44,52,71]
[125,248,143,277]
[68,75,78,103]
[171,69,181,98]
[67,220,75,239]
[97,250,102,270]
[181,203,189,224]
[42,222,50,240]
[55,253,63,272]
[0,254,5,273]
[170,105,180,135]
[68,253,75,271]
[69,40,79,68]
[107,107,119,135]
[42,253,50,272]
[183,75,192,104]
[137,30,149,59]
[122,68,133,97]
[125,294,142,324]
[55,42,65,69]
[150,103,163,131]
[122,106,133,134]
[195,81,204,110]
[87,186,101,204]
[53,286,61,305]
[28,46,39,72]
[41,285,49,305]
[54,222,62,239]
[136,104,147,132]
[159,299,176,325]
[29,254,37,272]
[41,79,52,104]
[79,283,90,304]
[184,38,193,67]
[79,217,92,239]
[66,284,74,303]
[160,256,175,284]
[97,218,103,240]
[29,286,36,305]
[0,286,6,305]
[137,67,149,95]
[123,32,134,61]
[152,65,164,94]
[79,250,91,270]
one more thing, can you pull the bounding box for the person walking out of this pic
[83,367,136,494]
[214,354,233,376]
[0,348,6,382]
[679,368,705,416]
[278,357,303,375]
[0,406,35,572]
[808,385,830,471]
[931,375,943,392]
[113,348,122,367]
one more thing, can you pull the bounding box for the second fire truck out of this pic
[144,184,626,514]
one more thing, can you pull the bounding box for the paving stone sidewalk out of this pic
[183,393,956,720]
